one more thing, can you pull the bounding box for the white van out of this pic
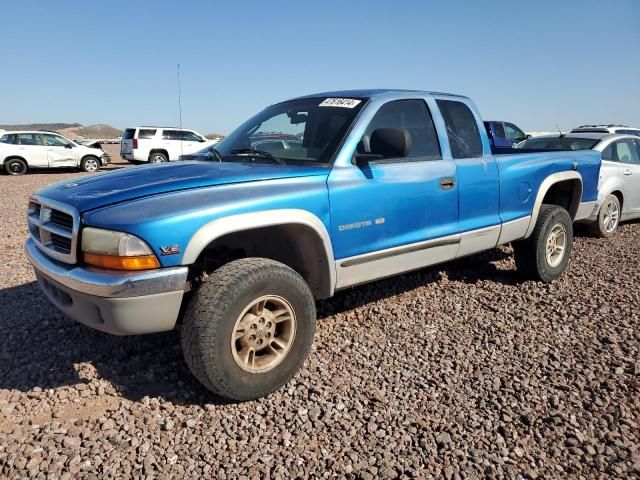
[120,127,216,163]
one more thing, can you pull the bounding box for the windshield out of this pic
[213,96,366,165]
[516,137,599,151]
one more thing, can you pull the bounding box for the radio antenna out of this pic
[177,63,184,158]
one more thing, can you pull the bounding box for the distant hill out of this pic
[0,123,122,139]
[205,133,224,140]
[0,123,81,131]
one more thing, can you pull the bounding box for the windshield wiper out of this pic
[210,147,223,162]
[230,148,286,165]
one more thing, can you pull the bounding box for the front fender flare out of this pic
[181,209,336,296]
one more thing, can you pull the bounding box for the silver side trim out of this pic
[497,216,531,245]
[26,238,188,298]
[335,233,461,289]
[457,224,501,257]
[525,171,582,238]
[181,209,336,295]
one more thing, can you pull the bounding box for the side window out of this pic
[362,99,441,161]
[492,122,506,138]
[182,131,202,142]
[17,133,43,146]
[0,134,16,144]
[436,100,483,159]
[162,130,183,140]
[614,140,640,165]
[138,129,157,139]
[601,144,616,161]
[504,122,526,141]
[43,134,70,147]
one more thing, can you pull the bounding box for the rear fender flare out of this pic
[525,171,582,238]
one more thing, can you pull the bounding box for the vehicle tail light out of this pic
[133,139,138,149]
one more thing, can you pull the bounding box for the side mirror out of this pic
[370,128,412,158]
[526,134,532,139]
[65,143,73,149]
[354,128,412,165]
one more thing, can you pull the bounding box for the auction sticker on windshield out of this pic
[319,98,362,108]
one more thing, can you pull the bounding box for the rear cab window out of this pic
[436,100,483,158]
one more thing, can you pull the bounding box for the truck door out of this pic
[43,134,78,167]
[328,98,459,285]
[436,99,501,257]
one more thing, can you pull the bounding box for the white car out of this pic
[0,131,110,176]
[120,127,216,163]
[516,132,640,236]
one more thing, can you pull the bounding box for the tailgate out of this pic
[121,129,135,153]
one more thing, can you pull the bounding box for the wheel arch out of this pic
[80,154,100,164]
[182,209,336,299]
[525,172,583,238]
[3,155,28,165]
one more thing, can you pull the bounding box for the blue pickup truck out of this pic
[25,89,600,400]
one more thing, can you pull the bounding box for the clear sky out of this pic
[1,0,638,135]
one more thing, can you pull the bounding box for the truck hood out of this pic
[36,161,329,212]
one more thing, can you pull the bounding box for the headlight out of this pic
[81,227,160,270]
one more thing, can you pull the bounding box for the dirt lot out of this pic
[1,147,638,478]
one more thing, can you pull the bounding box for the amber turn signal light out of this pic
[83,252,160,271]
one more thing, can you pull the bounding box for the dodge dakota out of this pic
[25,89,600,400]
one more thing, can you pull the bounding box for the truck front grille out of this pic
[28,197,79,264]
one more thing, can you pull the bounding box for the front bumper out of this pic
[25,238,188,335]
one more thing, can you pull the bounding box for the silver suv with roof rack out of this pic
[571,124,640,136]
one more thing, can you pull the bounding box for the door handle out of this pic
[623,169,632,176]
[439,177,456,190]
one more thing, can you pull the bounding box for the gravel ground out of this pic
[1,148,638,478]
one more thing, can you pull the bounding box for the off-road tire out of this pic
[80,156,100,173]
[513,204,573,282]
[181,258,316,401]
[149,152,168,163]
[589,193,620,238]
[5,158,27,175]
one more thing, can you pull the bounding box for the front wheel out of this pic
[589,193,620,238]
[181,258,316,401]
[80,156,100,173]
[513,204,573,282]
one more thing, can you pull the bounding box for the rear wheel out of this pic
[513,204,573,282]
[5,158,27,176]
[181,258,316,401]
[589,194,620,237]
[80,156,100,173]
[149,152,168,163]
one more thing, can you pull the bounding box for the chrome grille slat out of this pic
[27,196,79,264]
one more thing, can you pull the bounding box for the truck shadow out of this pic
[0,247,515,405]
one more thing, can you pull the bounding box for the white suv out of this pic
[0,131,110,176]
[571,124,640,136]
[120,127,216,163]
